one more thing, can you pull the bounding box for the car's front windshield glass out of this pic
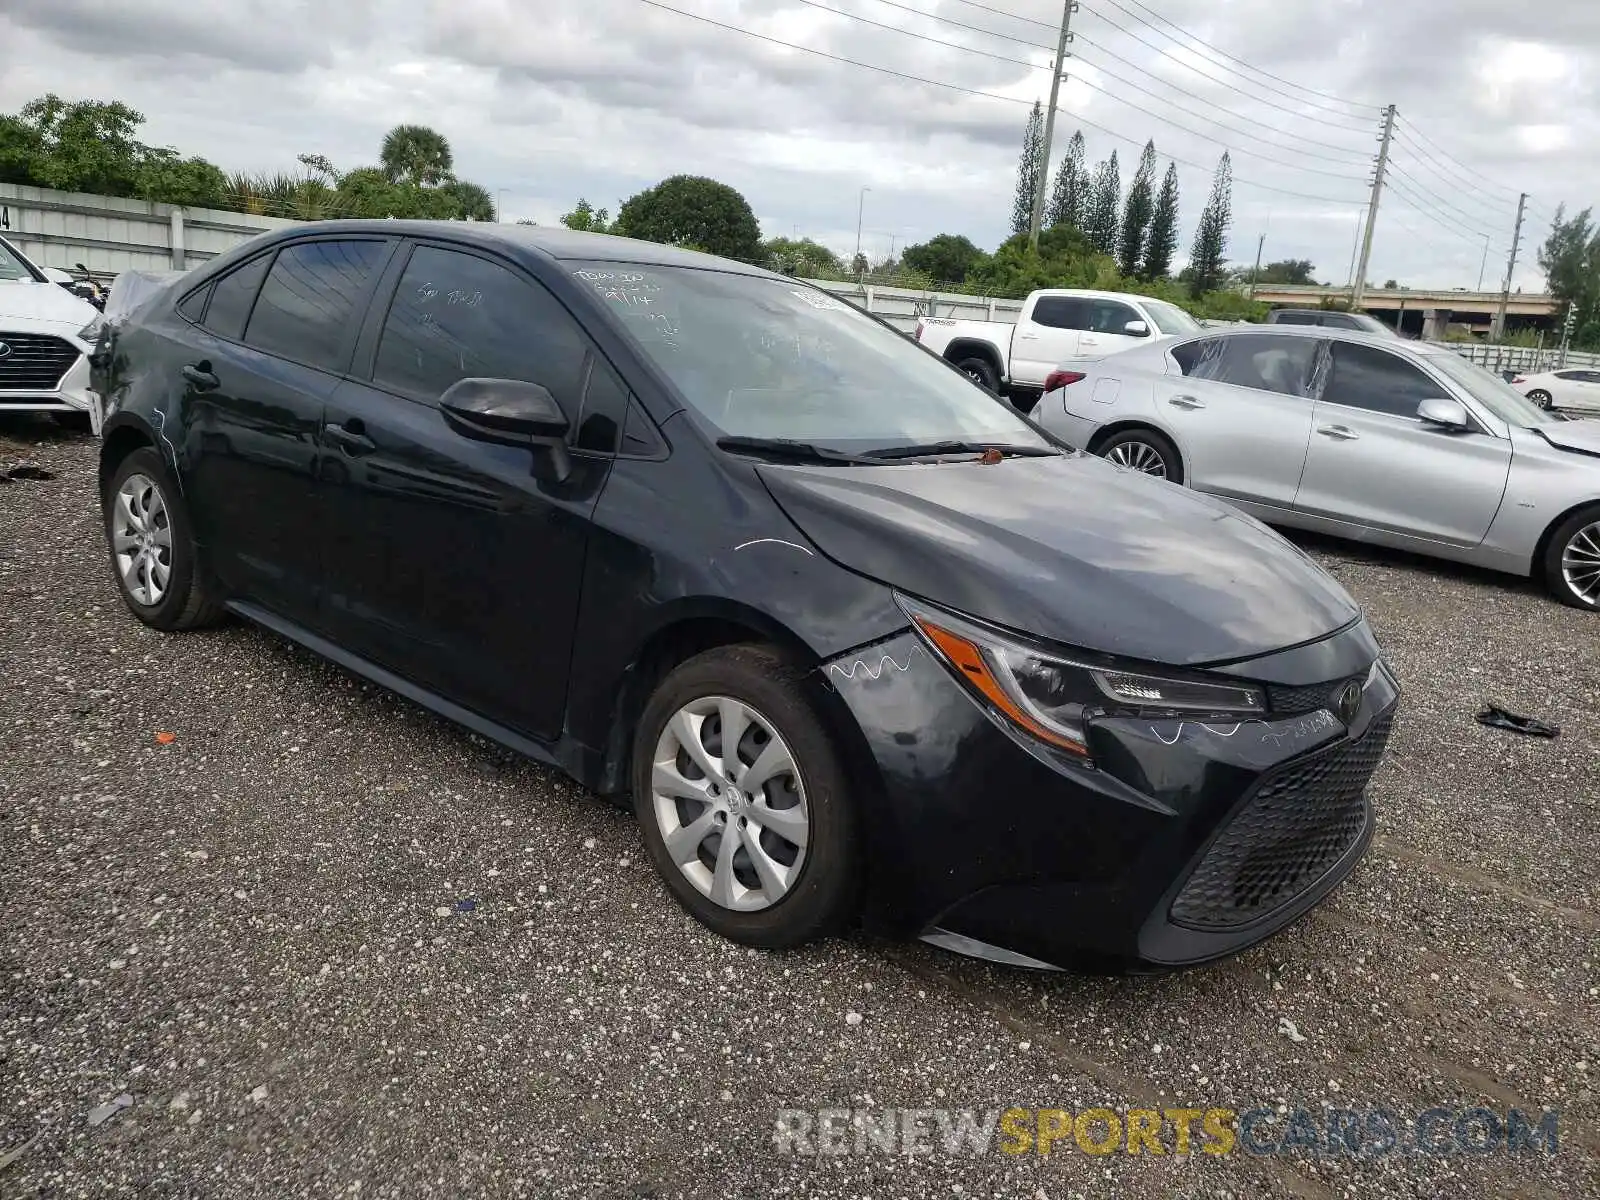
[1143,298,1201,336]
[0,240,37,283]
[1426,349,1557,427]
[570,261,1052,453]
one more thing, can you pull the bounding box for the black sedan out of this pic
[91,222,1397,970]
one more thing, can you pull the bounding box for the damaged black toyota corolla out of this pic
[93,223,1397,970]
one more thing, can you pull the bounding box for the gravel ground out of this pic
[2,418,1596,1199]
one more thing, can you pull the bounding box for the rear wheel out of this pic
[1096,428,1185,485]
[632,644,859,949]
[953,355,1000,394]
[102,447,226,630]
[1527,389,1554,410]
[1544,505,1600,610]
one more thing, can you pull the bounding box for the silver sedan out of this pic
[1034,326,1600,610]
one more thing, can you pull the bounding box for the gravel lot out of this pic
[2,418,1596,1199]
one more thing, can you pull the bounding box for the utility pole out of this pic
[854,186,871,275]
[1351,103,1396,310]
[1027,0,1078,251]
[1247,233,1265,299]
[1559,300,1576,368]
[1477,234,1489,291]
[1491,192,1527,340]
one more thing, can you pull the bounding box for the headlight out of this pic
[899,596,1265,756]
[78,314,105,344]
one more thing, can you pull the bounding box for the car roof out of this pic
[1175,324,1410,350]
[226,219,778,277]
[1032,288,1166,302]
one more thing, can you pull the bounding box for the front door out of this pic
[1294,341,1512,546]
[1075,296,1153,358]
[315,242,621,739]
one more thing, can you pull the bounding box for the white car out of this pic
[0,235,103,428]
[913,288,1200,411]
[1514,368,1600,414]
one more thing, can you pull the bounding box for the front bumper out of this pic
[0,337,92,413]
[824,620,1398,970]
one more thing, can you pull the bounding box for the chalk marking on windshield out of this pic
[733,538,814,556]
[828,648,920,682]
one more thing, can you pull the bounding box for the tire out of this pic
[632,644,860,949]
[51,411,92,432]
[1096,427,1185,485]
[1528,389,1554,410]
[953,355,1000,394]
[102,447,226,631]
[1542,505,1600,611]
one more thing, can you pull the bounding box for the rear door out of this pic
[1295,341,1511,546]
[1162,332,1321,508]
[1076,297,1152,358]
[176,237,394,625]
[315,240,621,739]
[1009,295,1086,386]
[1559,369,1600,411]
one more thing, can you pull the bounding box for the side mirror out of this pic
[440,377,571,478]
[1417,397,1470,431]
[1123,319,1149,336]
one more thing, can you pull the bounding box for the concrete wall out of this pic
[805,278,1022,334]
[0,183,300,279]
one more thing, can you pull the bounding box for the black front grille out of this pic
[0,332,81,392]
[1269,676,1362,716]
[1170,711,1393,930]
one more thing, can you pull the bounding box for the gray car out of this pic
[1034,326,1600,610]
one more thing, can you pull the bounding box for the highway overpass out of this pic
[1250,284,1558,338]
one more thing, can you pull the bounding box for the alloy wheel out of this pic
[111,473,173,606]
[650,695,810,912]
[1106,440,1169,478]
[1529,390,1553,410]
[1561,520,1600,607]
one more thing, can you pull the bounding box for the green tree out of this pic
[1045,130,1087,231]
[1256,258,1316,284]
[614,175,762,263]
[5,95,147,194]
[1082,151,1121,256]
[134,150,227,208]
[1537,206,1600,349]
[1188,152,1233,296]
[1010,101,1044,237]
[379,124,454,187]
[438,179,494,220]
[966,224,1108,298]
[1118,141,1157,278]
[762,236,843,277]
[1141,163,1180,278]
[901,233,986,285]
[561,198,614,233]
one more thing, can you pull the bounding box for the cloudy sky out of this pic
[2,0,1593,290]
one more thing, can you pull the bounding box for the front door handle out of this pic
[1016,333,1039,341]
[181,363,219,391]
[324,420,377,456]
[1317,424,1360,441]
[1168,394,1205,410]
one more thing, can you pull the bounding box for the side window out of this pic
[1088,299,1142,334]
[201,254,271,341]
[1554,370,1583,381]
[1030,296,1089,330]
[575,357,626,453]
[1170,337,1215,374]
[244,240,387,372]
[1185,334,1322,397]
[374,246,588,415]
[176,283,211,324]
[621,400,667,457]
[1272,311,1317,326]
[1322,343,1448,417]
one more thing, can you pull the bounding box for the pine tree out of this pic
[1045,131,1087,230]
[1009,102,1045,237]
[1141,163,1180,279]
[1118,141,1157,277]
[1188,152,1233,295]
[1082,151,1121,256]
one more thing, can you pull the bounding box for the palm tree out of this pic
[379,124,453,187]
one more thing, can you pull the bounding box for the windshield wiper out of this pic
[715,436,878,466]
[860,440,1063,461]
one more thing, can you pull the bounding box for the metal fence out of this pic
[0,183,297,281]
[1424,339,1600,376]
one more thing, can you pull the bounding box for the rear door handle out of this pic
[1317,424,1359,441]
[323,420,377,456]
[181,363,219,391]
[1167,394,1205,410]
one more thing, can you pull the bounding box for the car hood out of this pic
[0,280,99,328]
[759,454,1360,667]
[1533,419,1600,457]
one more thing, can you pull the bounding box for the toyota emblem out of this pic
[1334,679,1362,725]
[0,342,11,359]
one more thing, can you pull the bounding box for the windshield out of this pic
[1425,349,1557,427]
[1142,298,1202,336]
[570,262,1052,453]
[0,238,40,283]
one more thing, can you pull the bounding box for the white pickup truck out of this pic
[914,288,1203,411]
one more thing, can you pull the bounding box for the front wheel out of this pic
[1544,505,1600,610]
[632,645,859,949]
[953,355,1000,394]
[1096,428,1185,485]
[1527,389,1554,410]
[102,447,225,630]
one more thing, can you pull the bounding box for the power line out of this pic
[1384,163,1506,241]
[1085,0,1377,126]
[860,0,1058,52]
[1107,0,1376,112]
[1384,143,1520,228]
[1383,191,1504,259]
[943,0,1058,33]
[1384,175,1503,247]
[1391,115,1522,199]
[789,0,1045,69]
